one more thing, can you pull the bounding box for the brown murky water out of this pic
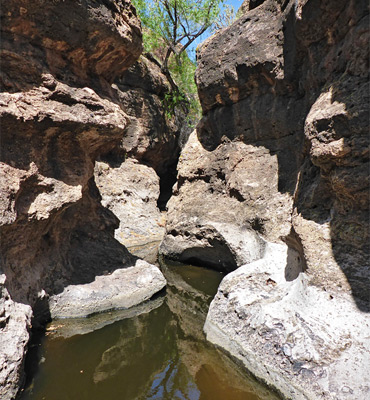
[20,257,278,400]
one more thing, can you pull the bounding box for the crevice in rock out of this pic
[178,245,237,273]
[250,217,265,234]
[229,188,245,202]
[157,160,178,211]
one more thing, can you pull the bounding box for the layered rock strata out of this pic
[0,1,169,398]
[161,0,369,398]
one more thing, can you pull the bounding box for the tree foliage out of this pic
[212,4,238,32]
[132,0,224,121]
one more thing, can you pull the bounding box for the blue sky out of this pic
[188,0,244,59]
[225,0,244,11]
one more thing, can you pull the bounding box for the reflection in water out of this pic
[21,258,279,400]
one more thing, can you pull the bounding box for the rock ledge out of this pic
[49,260,166,319]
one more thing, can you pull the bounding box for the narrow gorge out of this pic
[0,0,369,399]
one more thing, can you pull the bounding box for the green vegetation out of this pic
[132,0,225,123]
[212,3,239,32]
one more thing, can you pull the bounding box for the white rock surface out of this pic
[95,159,166,247]
[49,260,166,318]
[204,242,370,400]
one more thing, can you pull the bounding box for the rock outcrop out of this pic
[94,54,187,249]
[0,279,32,400]
[0,1,172,398]
[49,260,166,318]
[95,158,166,248]
[161,0,369,398]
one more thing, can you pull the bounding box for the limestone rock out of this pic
[205,242,370,400]
[95,159,166,247]
[49,260,166,319]
[46,295,165,339]
[160,260,281,400]
[160,129,293,271]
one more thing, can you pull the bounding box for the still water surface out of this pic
[21,257,277,400]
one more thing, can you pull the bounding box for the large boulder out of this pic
[161,0,369,398]
[49,260,166,319]
[205,243,370,400]
[160,129,292,271]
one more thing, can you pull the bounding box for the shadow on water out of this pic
[20,256,280,400]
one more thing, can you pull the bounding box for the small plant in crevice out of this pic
[162,90,188,120]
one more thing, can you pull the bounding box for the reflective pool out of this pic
[21,257,279,400]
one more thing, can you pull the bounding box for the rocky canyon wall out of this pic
[0,0,183,398]
[95,54,187,249]
[160,0,369,398]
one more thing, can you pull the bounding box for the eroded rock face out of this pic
[115,55,187,178]
[0,1,168,398]
[0,0,142,92]
[161,0,369,398]
[95,159,166,248]
[94,54,187,250]
[205,243,370,400]
[0,277,32,400]
[0,0,143,301]
[160,130,292,271]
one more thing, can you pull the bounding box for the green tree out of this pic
[132,0,224,120]
[212,4,238,32]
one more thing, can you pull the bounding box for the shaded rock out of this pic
[0,0,149,398]
[49,260,166,319]
[0,0,143,308]
[46,295,164,339]
[94,55,188,252]
[0,278,32,400]
[95,159,165,247]
[160,129,292,271]
[126,241,162,265]
[115,55,187,176]
[296,79,370,307]
[108,55,189,212]
[0,83,133,305]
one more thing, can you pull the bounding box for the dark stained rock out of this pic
[161,0,370,398]
[0,279,32,400]
[0,1,168,398]
[114,56,178,176]
[165,0,369,306]
[0,0,142,92]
